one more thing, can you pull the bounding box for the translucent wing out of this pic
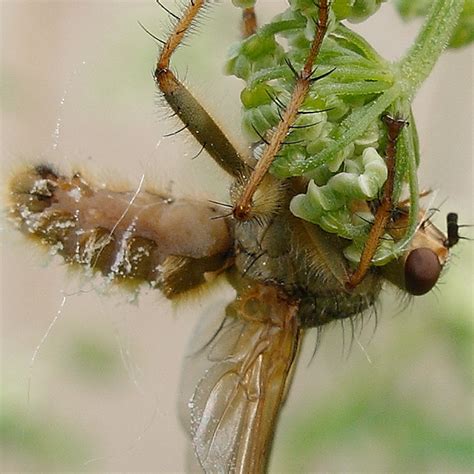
[182,281,301,473]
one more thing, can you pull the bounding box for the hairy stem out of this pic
[397,0,464,99]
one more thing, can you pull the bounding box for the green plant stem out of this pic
[397,0,465,99]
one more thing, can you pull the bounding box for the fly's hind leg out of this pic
[154,0,248,177]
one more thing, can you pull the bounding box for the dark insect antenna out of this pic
[445,212,471,248]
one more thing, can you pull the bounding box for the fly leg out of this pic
[232,0,330,221]
[154,0,248,177]
[241,4,257,38]
[346,115,407,289]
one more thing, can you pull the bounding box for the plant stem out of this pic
[397,0,464,99]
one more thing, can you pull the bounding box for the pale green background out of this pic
[1,1,472,472]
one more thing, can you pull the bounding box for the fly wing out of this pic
[183,281,301,473]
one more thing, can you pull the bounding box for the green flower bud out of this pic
[290,147,387,237]
[242,34,278,60]
[240,85,273,108]
[305,164,334,186]
[242,109,271,140]
[331,0,354,21]
[332,0,386,22]
[319,210,357,236]
[349,0,382,23]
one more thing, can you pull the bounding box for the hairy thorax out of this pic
[231,183,382,328]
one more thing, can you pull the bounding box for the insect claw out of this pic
[381,114,408,140]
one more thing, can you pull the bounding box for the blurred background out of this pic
[1,1,472,472]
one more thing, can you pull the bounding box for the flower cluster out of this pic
[227,1,397,260]
[227,0,465,264]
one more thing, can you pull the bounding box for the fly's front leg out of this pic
[346,115,407,289]
[154,0,248,177]
[232,0,330,221]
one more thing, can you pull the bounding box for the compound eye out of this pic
[404,248,442,296]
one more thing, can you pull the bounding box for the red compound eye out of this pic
[404,247,442,296]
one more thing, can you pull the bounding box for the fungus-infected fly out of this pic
[3,1,469,472]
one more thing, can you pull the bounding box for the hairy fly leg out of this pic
[346,115,407,289]
[154,0,249,177]
[233,0,330,221]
